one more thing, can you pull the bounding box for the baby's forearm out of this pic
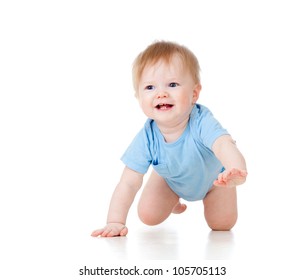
[106,183,136,224]
[106,167,143,225]
[222,143,246,171]
[213,135,247,171]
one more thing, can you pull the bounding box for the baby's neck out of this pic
[157,118,189,143]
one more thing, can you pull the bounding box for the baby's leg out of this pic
[203,185,237,231]
[138,170,185,225]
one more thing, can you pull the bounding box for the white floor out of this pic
[2,152,305,280]
[89,203,237,260]
[85,190,305,262]
[3,180,304,279]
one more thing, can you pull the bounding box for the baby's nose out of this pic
[156,90,169,98]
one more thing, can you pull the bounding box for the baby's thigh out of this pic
[137,170,179,223]
[203,186,237,231]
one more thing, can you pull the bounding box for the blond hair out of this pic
[132,41,201,97]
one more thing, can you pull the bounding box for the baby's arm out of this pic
[91,166,143,237]
[212,135,247,188]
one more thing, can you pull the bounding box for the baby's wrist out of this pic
[107,221,125,225]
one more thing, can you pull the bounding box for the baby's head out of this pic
[132,41,201,98]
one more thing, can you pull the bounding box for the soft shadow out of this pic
[94,226,179,260]
[203,230,235,260]
[102,236,129,259]
[134,226,179,259]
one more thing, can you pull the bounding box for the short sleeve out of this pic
[120,124,152,174]
[195,105,229,150]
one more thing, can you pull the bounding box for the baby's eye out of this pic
[169,82,179,87]
[145,85,155,90]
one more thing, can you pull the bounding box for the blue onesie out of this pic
[121,104,229,201]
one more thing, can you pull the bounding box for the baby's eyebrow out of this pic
[142,81,155,85]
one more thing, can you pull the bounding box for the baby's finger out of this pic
[101,228,113,237]
[217,172,225,182]
[120,226,128,236]
[91,228,105,237]
[105,230,116,237]
[213,179,225,187]
[221,171,231,182]
[106,227,126,237]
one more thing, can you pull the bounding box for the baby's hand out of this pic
[91,223,128,237]
[213,168,247,188]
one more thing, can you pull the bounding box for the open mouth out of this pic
[155,103,174,110]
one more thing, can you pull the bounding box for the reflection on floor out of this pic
[87,202,237,260]
[93,227,235,260]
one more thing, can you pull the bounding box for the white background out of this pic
[1,0,305,279]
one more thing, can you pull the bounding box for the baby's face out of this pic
[137,54,201,128]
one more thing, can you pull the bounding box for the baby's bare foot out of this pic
[172,202,187,214]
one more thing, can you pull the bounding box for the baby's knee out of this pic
[138,210,158,226]
[208,223,235,231]
[206,214,237,231]
[138,206,165,226]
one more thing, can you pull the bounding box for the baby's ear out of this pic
[192,84,201,103]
